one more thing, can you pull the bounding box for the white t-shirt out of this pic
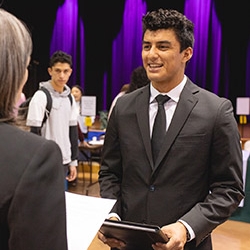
[26,81,78,165]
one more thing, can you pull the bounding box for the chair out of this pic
[78,141,103,195]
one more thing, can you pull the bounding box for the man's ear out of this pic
[183,47,193,62]
[47,67,52,76]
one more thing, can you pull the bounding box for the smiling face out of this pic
[142,29,193,92]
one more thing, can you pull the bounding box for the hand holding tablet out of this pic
[99,219,169,250]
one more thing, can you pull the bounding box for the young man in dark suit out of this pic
[98,8,244,250]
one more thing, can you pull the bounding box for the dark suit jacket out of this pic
[0,123,68,250]
[99,78,245,250]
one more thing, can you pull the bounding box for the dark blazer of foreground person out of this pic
[0,8,68,250]
[0,124,68,250]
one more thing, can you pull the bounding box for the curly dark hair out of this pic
[127,66,150,93]
[142,8,194,52]
[49,50,72,68]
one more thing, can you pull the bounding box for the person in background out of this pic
[26,50,78,190]
[12,92,27,118]
[126,65,150,93]
[108,66,150,120]
[108,83,129,120]
[70,84,91,187]
[71,84,95,138]
[15,93,30,131]
[98,8,244,250]
[15,92,26,108]
[0,8,68,249]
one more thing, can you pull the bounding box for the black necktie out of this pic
[151,94,170,163]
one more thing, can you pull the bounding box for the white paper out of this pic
[81,96,96,116]
[236,97,250,115]
[239,150,249,207]
[65,191,116,250]
[88,139,104,145]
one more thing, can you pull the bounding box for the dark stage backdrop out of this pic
[1,0,250,117]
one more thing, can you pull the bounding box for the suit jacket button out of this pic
[149,185,155,191]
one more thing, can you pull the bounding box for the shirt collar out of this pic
[150,75,187,103]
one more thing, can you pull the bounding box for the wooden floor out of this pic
[68,162,250,250]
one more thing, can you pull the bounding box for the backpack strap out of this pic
[68,93,73,105]
[39,86,52,124]
[39,87,72,125]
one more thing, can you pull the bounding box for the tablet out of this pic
[99,219,169,250]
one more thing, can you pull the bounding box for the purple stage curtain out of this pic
[184,0,223,95]
[246,45,250,95]
[110,0,147,100]
[50,0,85,88]
[48,0,250,112]
[185,0,250,108]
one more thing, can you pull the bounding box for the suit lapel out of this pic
[154,80,199,168]
[136,86,155,169]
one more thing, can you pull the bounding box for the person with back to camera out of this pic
[98,8,244,250]
[26,50,78,190]
[0,8,68,250]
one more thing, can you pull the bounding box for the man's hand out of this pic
[98,231,126,249]
[152,222,187,250]
[98,216,126,249]
[66,165,77,181]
